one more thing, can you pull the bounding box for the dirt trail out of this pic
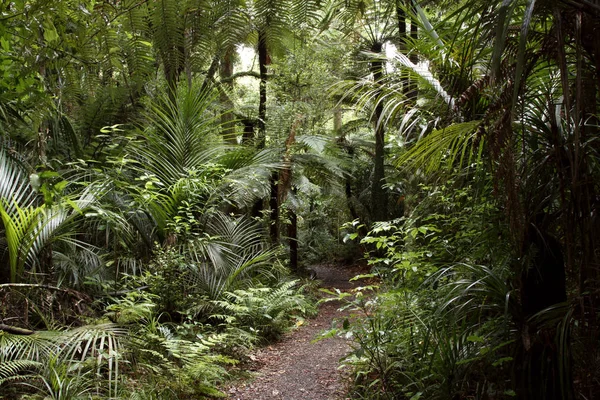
[226,264,363,400]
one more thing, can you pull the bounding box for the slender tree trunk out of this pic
[397,1,409,95]
[278,118,300,252]
[258,29,269,149]
[370,42,388,222]
[576,11,599,302]
[398,1,418,100]
[288,187,298,273]
[408,0,418,101]
[335,110,365,227]
[37,124,48,167]
[242,119,256,144]
[334,106,343,135]
[220,47,237,144]
[257,28,279,241]
[37,39,48,167]
[201,54,220,92]
[269,171,279,243]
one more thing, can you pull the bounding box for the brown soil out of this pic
[226,264,365,400]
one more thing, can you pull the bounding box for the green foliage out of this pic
[212,280,316,341]
[333,266,516,400]
[101,289,234,399]
[395,121,485,174]
[29,357,96,400]
[358,178,503,288]
[0,324,125,398]
[333,174,520,399]
[127,323,234,399]
[135,87,221,186]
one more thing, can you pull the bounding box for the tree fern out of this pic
[150,0,186,90]
[212,0,253,50]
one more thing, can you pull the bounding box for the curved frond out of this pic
[184,212,280,300]
[134,88,222,185]
[0,148,36,213]
[396,120,483,174]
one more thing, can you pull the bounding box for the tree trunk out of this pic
[519,217,568,400]
[279,118,300,252]
[269,171,279,243]
[288,187,298,273]
[242,118,256,144]
[370,42,388,222]
[201,54,220,92]
[258,29,269,149]
[0,324,35,335]
[220,47,237,144]
[333,106,343,135]
[408,0,418,101]
[397,1,409,95]
[257,29,278,241]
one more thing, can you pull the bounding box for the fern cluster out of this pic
[212,279,317,342]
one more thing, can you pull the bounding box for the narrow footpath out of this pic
[226,264,362,400]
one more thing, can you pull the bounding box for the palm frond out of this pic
[0,331,57,363]
[0,360,42,386]
[219,147,282,207]
[395,120,483,174]
[184,213,280,301]
[0,200,44,282]
[0,148,36,213]
[134,88,221,185]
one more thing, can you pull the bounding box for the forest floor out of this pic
[225,263,366,400]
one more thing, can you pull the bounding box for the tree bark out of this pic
[397,1,409,95]
[333,106,343,135]
[257,28,269,149]
[288,187,298,273]
[370,42,388,222]
[269,171,279,243]
[408,0,419,101]
[201,54,220,92]
[0,324,35,335]
[220,47,237,144]
[257,28,278,241]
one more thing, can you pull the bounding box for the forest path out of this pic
[226,264,364,400]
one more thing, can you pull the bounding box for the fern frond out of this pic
[150,0,186,86]
[212,0,252,50]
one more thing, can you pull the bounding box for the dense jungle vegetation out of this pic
[0,0,599,398]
